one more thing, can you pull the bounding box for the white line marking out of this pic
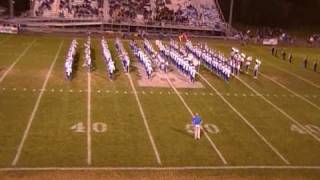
[126,74,162,165]
[262,73,320,111]
[0,36,13,45]
[0,39,36,83]
[267,63,320,89]
[166,77,228,165]
[12,41,64,166]
[198,73,290,165]
[87,71,92,165]
[235,76,320,143]
[0,165,320,171]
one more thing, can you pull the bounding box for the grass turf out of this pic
[0,34,319,178]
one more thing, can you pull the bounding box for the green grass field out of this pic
[0,34,319,179]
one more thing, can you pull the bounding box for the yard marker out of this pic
[126,74,162,165]
[166,77,228,165]
[87,71,92,165]
[235,76,320,143]
[1,165,320,171]
[198,73,290,165]
[12,41,64,166]
[0,39,36,83]
[260,73,320,110]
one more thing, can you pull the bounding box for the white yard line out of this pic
[235,76,320,143]
[87,71,92,165]
[198,73,290,165]
[126,73,162,165]
[261,73,320,111]
[11,41,64,166]
[166,77,228,165]
[266,63,320,89]
[0,165,320,171]
[0,39,37,83]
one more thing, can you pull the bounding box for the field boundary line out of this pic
[235,76,320,143]
[260,73,320,111]
[0,36,13,45]
[266,62,320,89]
[166,77,228,165]
[87,71,92,165]
[198,73,290,165]
[0,39,37,83]
[0,166,320,171]
[11,41,64,166]
[126,73,162,165]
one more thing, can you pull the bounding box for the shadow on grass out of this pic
[171,127,192,138]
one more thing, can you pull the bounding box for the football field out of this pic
[0,34,320,178]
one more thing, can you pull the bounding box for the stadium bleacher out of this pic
[32,0,224,28]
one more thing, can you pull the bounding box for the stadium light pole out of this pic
[228,0,234,27]
[9,0,14,18]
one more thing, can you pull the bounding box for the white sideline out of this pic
[166,77,228,165]
[260,73,320,111]
[235,76,320,143]
[87,71,92,165]
[0,166,320,171]
[197,73,290,165]
[266,63,320,89]
[11,41,64,166]
[126,73,162,165]
[0,36,13,45]
[0,39,37,83]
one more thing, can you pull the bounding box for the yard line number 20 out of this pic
[70,122,107,133]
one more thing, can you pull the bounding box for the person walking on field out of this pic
[192,113,202,140]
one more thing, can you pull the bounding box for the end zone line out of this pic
[197,73,290,165]
[235,76,320,143]
[0,165,320,171]
[126,73,162,165]
[11,41,64,166]
[166,77,228,165]
[0,39,37,83]
[260,73,320,111]
[87,71,92,165]
[266,62,320,89]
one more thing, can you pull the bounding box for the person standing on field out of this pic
[192,113,202,140]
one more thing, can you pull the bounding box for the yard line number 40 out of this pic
[71,122,107,133]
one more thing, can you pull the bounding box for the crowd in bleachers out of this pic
[65,39,78,80]
[130,40,153,79]
[154,0,221,27]
[33,0,223,28]
[108,0,152,22]
[58,0,103,18]
[101,37,116,79]
[34,0,55,16]
[115,38,130,73]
